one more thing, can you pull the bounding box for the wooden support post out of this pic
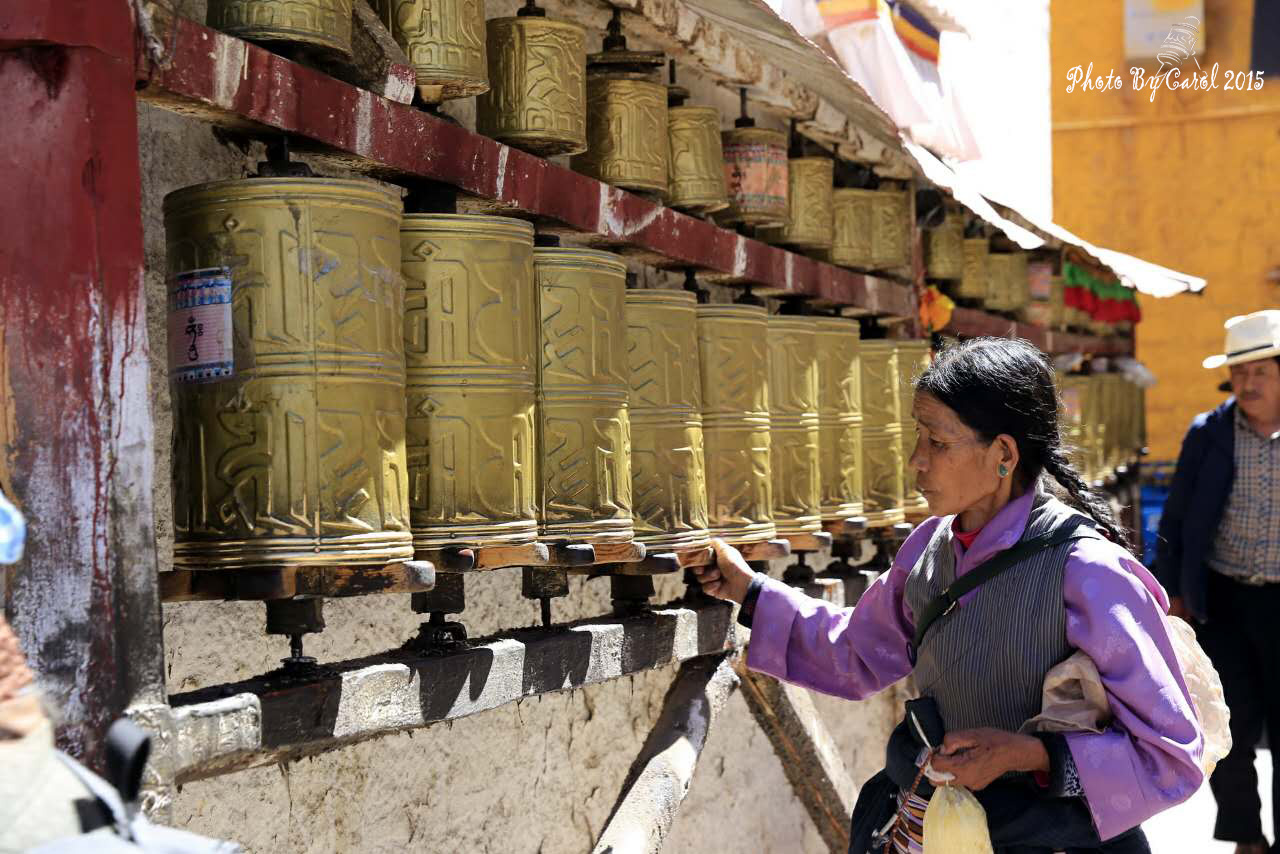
[736,665,856,854]
[592,653,741,854]
[0,0,165,771]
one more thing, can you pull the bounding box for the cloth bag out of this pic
[1021,615,1231,775]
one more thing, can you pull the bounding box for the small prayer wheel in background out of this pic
[625,290,711,550]
[477,6,587,156]
[164,176,411,568]
[1058,373,1095,485]
[815,317,864,524]
[925,211,964,280]
[985,253,1017,311]
[762,153,834,250]
[534,248,634,544]
[894,339,932,521]
[871,187,912,270]
[957,237,989,302]
[767,315,822,536]
[831,188,875,269]
[666,62,728,214]
[370,0,488,103]
[572,10,668,197]
[1049,275,1066,329]
[1006,251,1031,314]
[207,0,354,57]
[401,214,539,549]
[696,304,775,543]
[858,340,906,527]
[719,89,789,227]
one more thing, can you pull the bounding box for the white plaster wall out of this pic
[139,3,896,849]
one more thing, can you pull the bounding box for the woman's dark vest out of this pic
[904,493,1091,732]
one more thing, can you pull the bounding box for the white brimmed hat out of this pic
[1203,310,1280,369]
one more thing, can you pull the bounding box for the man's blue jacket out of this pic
[1154,398,1236,622]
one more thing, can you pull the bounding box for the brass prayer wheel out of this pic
[894,340,932,519]
[573,75,669,196]
[477,16,587,156]
[1006,251,1030,313]
[831,188,874,269]
[815,318,863,522]
[1059,374,1096,484]
[763,157,834,250]
[208,0,354,57]
[767,316,822,536]
[957,237,989,301]
[625,290,711,550]
[164,177,411,567]
[534,248,634,543]
[1049,275,1066,329]
[667,106,729,213]
[720,127,789,227]
[370,0,488,103]
[925,211,964,280]
[401,214,539,548]
[871,188,912,270]
[696,304,775,543]
[985,253,1016,311]
[858,340,905,527]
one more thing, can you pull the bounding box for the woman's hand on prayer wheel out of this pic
[691,539,756,604]
[930,728,1050,791]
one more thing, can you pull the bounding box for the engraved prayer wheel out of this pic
[871,188,912,270]
[667,106,728,213]
[573,75,669,196]
[858,340,905,527]
[925,211,964,280]
[370,0,488,102]
[1006,251,1030,313]
[534,248,634,543]
[831,188,874,269]
[767,316,822,536]
[164,177,411,567]
[957,237,989,301]
[477,16,587,156]
[720,127,789,227]
[401,214,539,548]
[763,157,834,250]
[894,340,932,520]
[1049,275,1066,329]
[1059,374,1096,484]
[985,253,1016,311]
[696,304,775,543]
[208,0,354,57]
[625,290,711,550]
[815,318,863,522]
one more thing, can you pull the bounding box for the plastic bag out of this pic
[1166,615,1232,775]
[922,784,994,854]
[1022,617,1231,776]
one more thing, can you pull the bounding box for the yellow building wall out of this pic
[1051,0,1280,460]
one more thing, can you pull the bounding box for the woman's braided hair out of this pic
[914,337,1129,547]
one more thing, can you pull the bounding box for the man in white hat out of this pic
[1157,309,1280,854]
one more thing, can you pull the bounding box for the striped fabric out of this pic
[904,492,1087,733]
[1207,407,1280,583]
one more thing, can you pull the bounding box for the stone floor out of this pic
[1145,751,1274,852]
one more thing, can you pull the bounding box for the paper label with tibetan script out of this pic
[168,268,233,384]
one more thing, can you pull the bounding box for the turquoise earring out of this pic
[998,464,1009,478]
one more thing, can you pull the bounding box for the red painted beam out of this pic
[0,0,164,770]
[137,12,916,317]
[942,306,1132,356]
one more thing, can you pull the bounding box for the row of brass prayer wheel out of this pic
[1058,373,1146,487]
[162,176,932,568]
[924,216,1032,313]
[203,2,913,272]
